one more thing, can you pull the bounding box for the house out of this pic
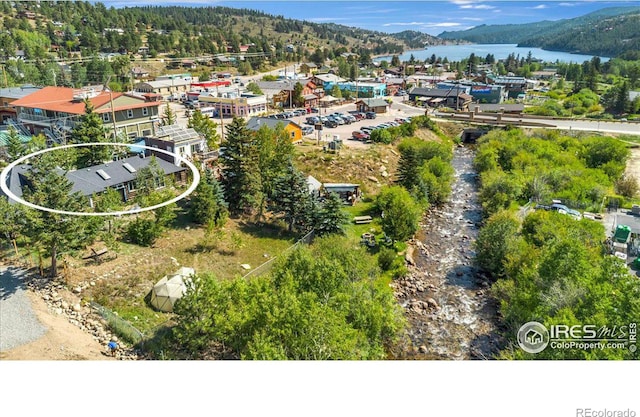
[322,183,361,205]
[247,117,303,144]
[311,74,346,92]
[437,82,504,104]
[11,86,162,143]
[145,124,206,166]
[137,46,150,55]
[300,63,318,76]
[131,67,150,79]
[3,155,187,204]
[181,59,197,70]
[408,87,473,111]
[355,98,389,114]
[0,85,42,123]
[134,78,193,97]
[486,75,527,98]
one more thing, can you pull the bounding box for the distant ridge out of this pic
[438,6,640,57]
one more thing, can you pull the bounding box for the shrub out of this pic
[377,247,397,271]
[126,218,162,246]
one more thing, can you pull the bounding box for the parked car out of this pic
[293,109,306,116]
[342,114,356,123]
[365,111,377,119]
[329,116,345,125]
[306,116,320,125]
[310,107,319,113]
[324,119,338,128]
[352,130,370,141]
[353,113,365,121]
[302,126,314,135]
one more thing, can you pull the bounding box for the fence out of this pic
[242,229,315,279]
[90,301,144,346]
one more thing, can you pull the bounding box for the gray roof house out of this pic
[3,155,186,204]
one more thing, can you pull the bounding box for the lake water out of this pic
[374,44,610,64]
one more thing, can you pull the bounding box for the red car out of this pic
[352,130,370,141]
[353,113,365,121]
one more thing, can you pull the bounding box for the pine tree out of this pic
[5,127,26,160]
[162,103,177,126]
[314,191,348,236]
[190,169,228,227]
[23,154,100,277]
[269,162,312,232]
[220,117,261,214]
[69,99,111,168]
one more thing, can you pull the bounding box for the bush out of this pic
[370,129,393,144]
[377,247,397,271]
[126,218,162,246]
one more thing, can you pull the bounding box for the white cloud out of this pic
[532,4,548,9]
[423,22,463,28]
[382,21,427,27]
[461,17,484,21]
[460,4,495,10]
[559,2,579,6]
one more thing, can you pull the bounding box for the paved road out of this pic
[0,266,46,352]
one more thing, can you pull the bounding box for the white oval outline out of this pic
[0,142,201,216]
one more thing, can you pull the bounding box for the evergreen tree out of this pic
[187,109,219,150]
[23,154,100,277]
[314,191,348,236]
[5,127,26,160]
[190,170,228,227]
[220,117,261,214]
[254,124,295,221]
[69,99,110,168]
[162,103,177,126]
[269,162,312,232]
[615,82,631,114]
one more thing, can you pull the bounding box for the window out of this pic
[291,131,295,138]
[142,129,151,136]
[142,107,148,116]
[102,113,110,122]
[127,181,135,192]
[127,109,134,119]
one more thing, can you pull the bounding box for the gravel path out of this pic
[0,266,47,352]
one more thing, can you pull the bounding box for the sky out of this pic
[102,0,640,36]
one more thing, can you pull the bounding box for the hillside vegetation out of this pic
[439,6,640,57]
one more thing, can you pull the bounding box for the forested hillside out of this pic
[439,6,640,57]
[2,0,412,62]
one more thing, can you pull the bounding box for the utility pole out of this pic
[104,75,118,141]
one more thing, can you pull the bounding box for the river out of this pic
[391,145,504,360]
[374,43,609,64]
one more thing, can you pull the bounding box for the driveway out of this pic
[0,266,46,352]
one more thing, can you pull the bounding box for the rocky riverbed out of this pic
[392,145,504,359]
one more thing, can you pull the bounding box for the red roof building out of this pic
[12,87,162,142]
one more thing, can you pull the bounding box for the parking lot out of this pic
[169,96,426,149]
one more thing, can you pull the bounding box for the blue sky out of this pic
[105,1,640,36]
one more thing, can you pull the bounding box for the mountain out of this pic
[438,6,640,57]
[388,30,444,49]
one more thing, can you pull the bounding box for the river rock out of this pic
[426,298,439,309]
[419,345,428,353]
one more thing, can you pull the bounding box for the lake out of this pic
[374,44,610,64]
